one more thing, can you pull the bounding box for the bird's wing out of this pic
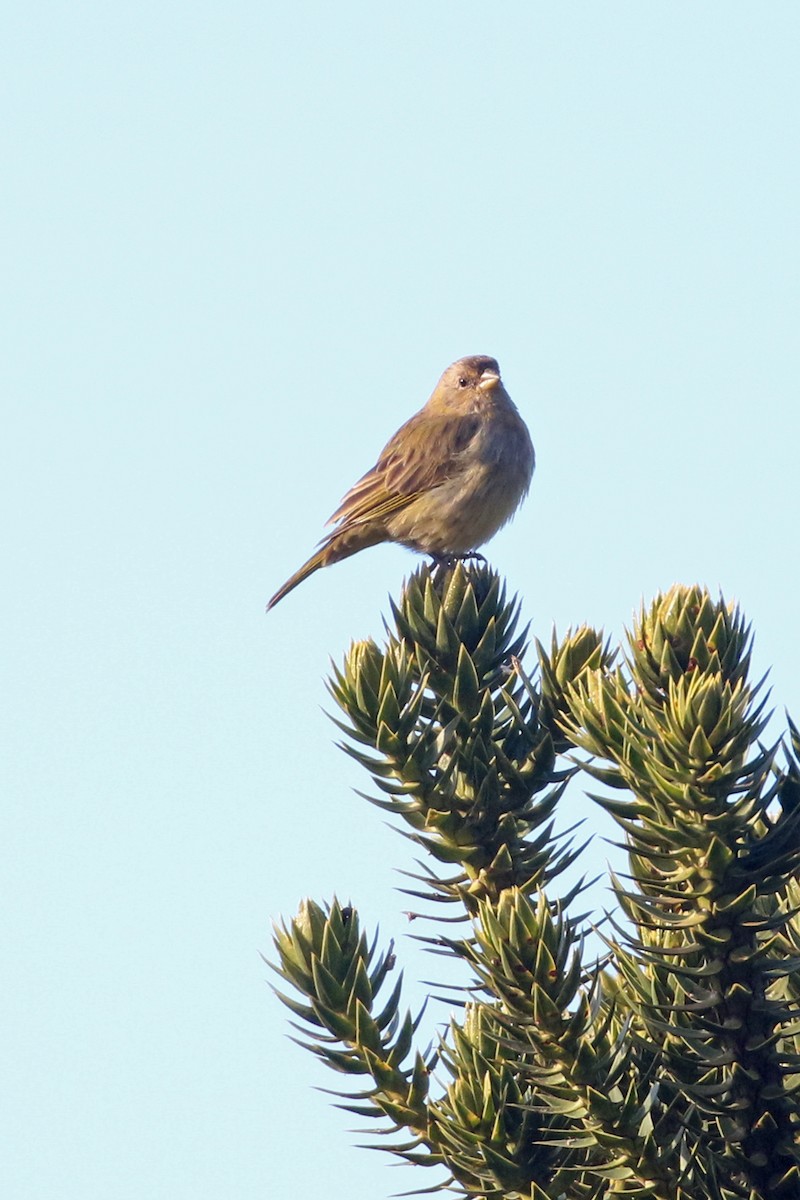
[326,409,481,530]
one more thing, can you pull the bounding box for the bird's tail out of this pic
[267,525,384,610]
[267,547,329,610]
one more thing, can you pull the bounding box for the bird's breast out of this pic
[386,405,534,555]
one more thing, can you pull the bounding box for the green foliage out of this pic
[270,565,800,1199]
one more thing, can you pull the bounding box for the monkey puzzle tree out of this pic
[271,563,800,1199]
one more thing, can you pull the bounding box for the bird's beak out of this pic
[478,371,501,392]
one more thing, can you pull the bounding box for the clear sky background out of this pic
[3,4,799,1198]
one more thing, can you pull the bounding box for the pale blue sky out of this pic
[3,4,799,1198]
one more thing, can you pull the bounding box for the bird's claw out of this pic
[428,550,486,570]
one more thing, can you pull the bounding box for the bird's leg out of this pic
[458,550,487,563]
[427,553,455,586]
[428,550,486,566]
[427,550,487,584]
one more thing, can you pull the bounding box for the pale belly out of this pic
[386,452,533,555]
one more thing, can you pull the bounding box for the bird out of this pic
[267,355,534,610]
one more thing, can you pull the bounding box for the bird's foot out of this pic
[428,551,486,568]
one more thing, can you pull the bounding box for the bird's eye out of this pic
[458,376,468,388]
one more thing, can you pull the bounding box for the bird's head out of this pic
[428,355,504,412]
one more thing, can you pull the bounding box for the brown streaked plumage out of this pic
[267,355,534,610]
